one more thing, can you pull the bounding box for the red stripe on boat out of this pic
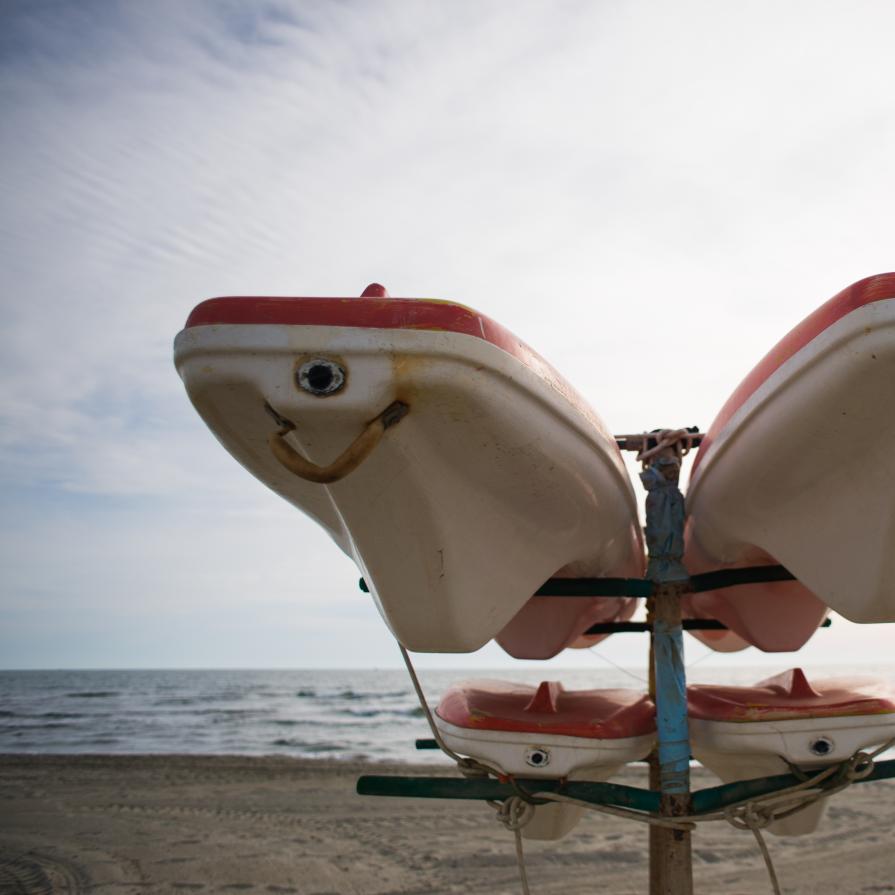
[185,295,530,361]
[694,273,895,471]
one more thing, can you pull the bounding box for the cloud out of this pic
[1,0,894,665]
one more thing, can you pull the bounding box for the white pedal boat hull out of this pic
[436,718,654,840]
[436,680,655,840]
[684,274,895,651]
[689,670,895,835]
[692,715,894,835]
[435,717,655,781]
[174,292,642,655]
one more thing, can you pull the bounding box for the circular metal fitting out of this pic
[809,736,835,757]
[524,747,550,769]
[296,358,346,397]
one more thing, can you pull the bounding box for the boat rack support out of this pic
[357,562,800,600]
[357,757,895,813]
[355,428,833,894]
[583,617,831,636]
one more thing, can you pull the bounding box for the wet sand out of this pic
[1,754,893,894]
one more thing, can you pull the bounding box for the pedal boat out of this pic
[174,287,643,655]
[435,679,655,839]
[683,273,895,651]
[688,668,895,835]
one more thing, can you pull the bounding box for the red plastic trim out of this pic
[185,295,532,361]
[688,669,895,722]
[437,681,656,739]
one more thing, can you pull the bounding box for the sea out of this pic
[2,665,893,764]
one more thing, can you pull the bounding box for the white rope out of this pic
[587,645,649,684]
[529,790,694,831]
[398,644,502,778]
[512,827,530,895]
[685,645,716,669]
[398,645,534,892]
[636,428,699,466]
[494,797,534,895]
[746,816,782,895]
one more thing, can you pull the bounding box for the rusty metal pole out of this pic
[646,597,663,895]
[641,449,693,895]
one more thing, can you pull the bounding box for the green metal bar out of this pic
[583,618,831,635]
[533,577,655,597]
[358,565,796,598]
[356,775,661,813]
[528,565,794,596]
[690,565,795,592]
[357,759,895,814]
[691,757,895,814]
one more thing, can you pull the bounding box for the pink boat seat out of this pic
[436,680,656,739]
[688,668,895,722]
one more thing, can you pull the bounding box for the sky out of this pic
[1,0,893,671]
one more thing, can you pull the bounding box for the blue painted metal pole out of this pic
[653,590,691,796]
[641,453,693,894]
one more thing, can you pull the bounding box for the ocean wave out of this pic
[0,722,76,732]
[271,719,325,728]
[339,706,424,719]
[274,717,394,731]
[331,689,410,701]
[270,738,343,751]
[66,691,119,698]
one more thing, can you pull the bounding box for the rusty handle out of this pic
[268,401,409,485]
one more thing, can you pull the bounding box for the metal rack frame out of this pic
[355,432,880,894]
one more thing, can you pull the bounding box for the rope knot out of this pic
[456,757,489,778]
[496,796,536,832]
[846,751,875,781]
[725,802,774,831]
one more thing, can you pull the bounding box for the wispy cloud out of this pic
[2,0,894,665]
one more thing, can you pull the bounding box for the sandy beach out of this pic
[1,754,893,894]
